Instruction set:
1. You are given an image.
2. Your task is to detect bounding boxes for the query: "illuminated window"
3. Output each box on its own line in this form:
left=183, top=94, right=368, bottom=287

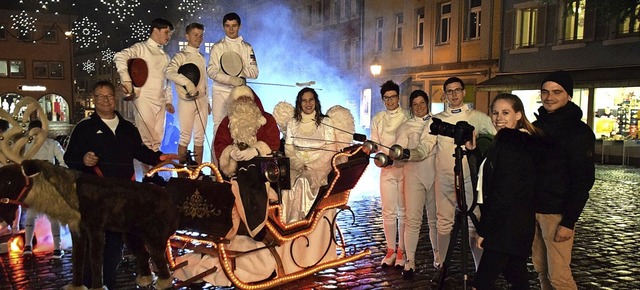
left=416, top=8, right=425, bottom=47
left=375, top=18, right=383, bottom=52
left=394, top=13, right=404, bottom=50
left=515, top=7, right=537, bottom=48
left=562, top=0, right=586, bottom=41
left=618, top=3, right=640, bottom=35
left=437, top=2, right=452, bottom=44
left=467, top=0, right=482, bottom=40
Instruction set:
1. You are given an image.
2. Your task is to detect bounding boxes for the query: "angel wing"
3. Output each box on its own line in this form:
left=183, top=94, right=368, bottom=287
left=326, top=105, right=355, bottom=148
left=272, top=101, right=295, bottom=134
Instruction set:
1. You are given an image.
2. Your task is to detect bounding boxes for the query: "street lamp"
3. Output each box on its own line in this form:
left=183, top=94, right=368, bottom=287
left=370, top=57, right=381, bottom=77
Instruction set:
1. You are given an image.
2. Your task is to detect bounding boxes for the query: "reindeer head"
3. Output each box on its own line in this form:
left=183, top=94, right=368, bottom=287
left=0, top=97, right=49, bottom=165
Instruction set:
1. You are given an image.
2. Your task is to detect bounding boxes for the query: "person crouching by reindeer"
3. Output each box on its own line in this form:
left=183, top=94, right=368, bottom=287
left=63, top=80, right=178, bottom=289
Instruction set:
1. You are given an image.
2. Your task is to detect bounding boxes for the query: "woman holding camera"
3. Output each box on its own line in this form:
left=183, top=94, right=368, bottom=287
left=469, top=93, right=541, bottom=289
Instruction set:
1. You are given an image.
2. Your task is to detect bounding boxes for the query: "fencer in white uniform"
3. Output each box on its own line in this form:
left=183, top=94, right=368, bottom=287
left=166, top=22, right=209, bottom=164
left=370, top=80, right=409, bottom=268
left=207, top=13, right=258, bottom=141
left=409, top=77, right=496, bottom=270
left=394, top=90, right=437, bottom=279
left=114, top=18, right=175, bottom=152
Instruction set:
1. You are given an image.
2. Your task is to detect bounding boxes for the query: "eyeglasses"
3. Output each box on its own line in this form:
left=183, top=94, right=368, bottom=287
left=382, top=95, right=399, bottom=101
left=445, top=88, right=464, bottom=96
left=94, top=94, right=115, bottom=101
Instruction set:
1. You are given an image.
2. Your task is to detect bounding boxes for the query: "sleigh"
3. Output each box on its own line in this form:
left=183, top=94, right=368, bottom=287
left=148, top=144, right=371, bottom=289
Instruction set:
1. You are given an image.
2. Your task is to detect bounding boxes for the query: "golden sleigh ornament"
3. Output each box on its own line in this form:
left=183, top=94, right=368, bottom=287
left=148, top=144, right=371, bottom=289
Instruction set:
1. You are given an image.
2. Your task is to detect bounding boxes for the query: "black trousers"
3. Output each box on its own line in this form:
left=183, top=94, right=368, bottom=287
left=472, top=249, right=530, bottom=290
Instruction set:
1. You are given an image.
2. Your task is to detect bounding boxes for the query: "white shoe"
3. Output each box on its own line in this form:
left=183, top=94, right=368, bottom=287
left=394, top=248, right=405, bottom=268
left=380, top=248, right=396, bottom=267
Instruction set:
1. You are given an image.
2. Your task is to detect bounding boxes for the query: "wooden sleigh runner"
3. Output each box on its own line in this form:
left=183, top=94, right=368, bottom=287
left=149, top=144, right=371, bottom=289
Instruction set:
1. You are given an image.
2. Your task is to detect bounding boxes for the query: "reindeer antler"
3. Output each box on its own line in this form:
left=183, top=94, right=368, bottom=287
left=0, top=97, right=49, bottom=165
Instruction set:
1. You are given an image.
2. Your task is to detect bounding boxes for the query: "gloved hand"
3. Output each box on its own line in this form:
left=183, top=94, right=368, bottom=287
left=184, top=81, right=197, bottom=96
left=229, top=76, right=246, bottom=87
left=231, top=147, right=259, bottom=161
left=122, top=81, right=133, bottom=95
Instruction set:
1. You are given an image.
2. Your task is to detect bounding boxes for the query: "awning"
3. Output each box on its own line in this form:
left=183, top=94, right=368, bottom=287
left=476, top=66, right=640, bottom=91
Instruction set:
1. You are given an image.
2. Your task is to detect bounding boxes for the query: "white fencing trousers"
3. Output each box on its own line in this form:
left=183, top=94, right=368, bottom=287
left=379, top=165, right=405, bottom=251
left=403, top=174, right=437, bottom=264
left=211, top=89, right=232, bottom=139
left=178, top=96, right=209, bottom=147
left=133, top=97, right=165, bottom=152
left=434, top=173, right=483, bottom=269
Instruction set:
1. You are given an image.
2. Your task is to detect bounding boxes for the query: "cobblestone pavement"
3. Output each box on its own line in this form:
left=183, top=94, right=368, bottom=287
left=1, top=165, right=639, bottom=289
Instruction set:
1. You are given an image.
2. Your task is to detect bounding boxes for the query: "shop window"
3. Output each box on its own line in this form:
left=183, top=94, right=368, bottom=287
left=1, top=93, right=24, bottom=116
left=594, top=87, right=640, bottom=139
left=416, top=7, right=425, bottom=47
left=437, top=2, right=452, bottom=45
left=33, top=61, right=48, bottom=78
left=562, top=0, right=586, bottom=41
left=513, top=88, right=588, bottom=127
left=38, top=94, right=70, bottom=123
left=466, top=0, right=482, bottom=41
left=618, top=3, right=640, bottom=35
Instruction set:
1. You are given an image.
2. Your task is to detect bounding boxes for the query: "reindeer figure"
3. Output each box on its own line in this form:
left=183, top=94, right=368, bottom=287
left=0, top=98, right=178, bottom=290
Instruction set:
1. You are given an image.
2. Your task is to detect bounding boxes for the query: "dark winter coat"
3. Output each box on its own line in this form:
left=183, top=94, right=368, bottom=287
left=477, top=128, right=540, bottom=258
left=533, top=102, right=595, bottom=229
left=64, top=111, right=162, bottom=179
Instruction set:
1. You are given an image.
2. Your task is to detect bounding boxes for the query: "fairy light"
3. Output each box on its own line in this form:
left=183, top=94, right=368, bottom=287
left=130, top=19, right=148, bottom=42
left=72, top=16, right=102, bottom=49
left=82, top=59, right=96, bottom=74
left=10, top=10, right=37, bottom=38
left=101, top=48, right=116, bottom=64
left=178, top=0, right=203, bottom=17
left=39, top=0, right=60, bottom=9
left=100, top=0, right=140, bottom=22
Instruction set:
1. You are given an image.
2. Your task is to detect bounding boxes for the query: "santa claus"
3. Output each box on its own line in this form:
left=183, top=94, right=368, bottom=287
left=214, top=85, right=280, bottom=177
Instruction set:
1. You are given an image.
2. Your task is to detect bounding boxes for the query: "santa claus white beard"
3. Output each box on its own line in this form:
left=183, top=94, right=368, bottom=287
left=227, top=99, right=265, bottom=147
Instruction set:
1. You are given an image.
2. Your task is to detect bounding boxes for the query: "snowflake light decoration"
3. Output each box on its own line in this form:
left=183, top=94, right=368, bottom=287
left=83, top=60, right=96, bottom=74
left=100, top=0, right=140, bottom=22
left=178, top=0, right=204, bottom=17
left=11, top=10, right=37, bottom=38
left=72, top=17, right=103, bottom=49
left=39, top=0, right=60, bottom=9
left=101, top=48, right=116, bottom=64
left=130, top=20, right=149, bottom=42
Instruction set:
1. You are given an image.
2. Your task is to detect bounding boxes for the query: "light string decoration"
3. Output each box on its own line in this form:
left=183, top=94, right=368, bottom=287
left=100, top=0, right=141, bottom=23
left=130, top=19, right=149, bottom=42
left=178, top=0, right=204, bottom=17
left=82, top=59, right=96, bottom=74
left=101, top=48, right=116, bottom=64
left=39, top=0, right=60, bottom=10
left=72, top=16, right=102, bottom=49
left=10, top=10, right=37, bottom=38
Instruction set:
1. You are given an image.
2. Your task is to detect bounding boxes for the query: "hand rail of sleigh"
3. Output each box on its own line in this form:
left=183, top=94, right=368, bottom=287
left=147, top=136, right=378, bottom=289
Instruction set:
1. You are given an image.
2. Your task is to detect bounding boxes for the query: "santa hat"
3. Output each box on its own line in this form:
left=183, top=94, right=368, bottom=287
left=230, top=85, right=254, bottom=101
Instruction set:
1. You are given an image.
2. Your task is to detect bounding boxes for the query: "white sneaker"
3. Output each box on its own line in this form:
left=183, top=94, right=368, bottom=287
left=380, top=248, right=396, bottom=267
left=395, top=248, right=405, bottom=268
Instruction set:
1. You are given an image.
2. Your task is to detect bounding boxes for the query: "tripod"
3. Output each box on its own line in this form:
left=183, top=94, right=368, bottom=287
left=435, top=143, right=480, bottom=290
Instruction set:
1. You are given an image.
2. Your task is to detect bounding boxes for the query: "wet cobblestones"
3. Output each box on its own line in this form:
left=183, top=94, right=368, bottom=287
left=1, top=165, right=639, bottom=289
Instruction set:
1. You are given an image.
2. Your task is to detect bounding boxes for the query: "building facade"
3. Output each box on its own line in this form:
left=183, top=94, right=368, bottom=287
left=0, top=10, right=75, bottom=134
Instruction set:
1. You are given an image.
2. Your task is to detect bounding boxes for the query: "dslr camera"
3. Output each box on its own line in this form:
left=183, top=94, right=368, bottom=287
left=429, top=118, right=475, bottom=146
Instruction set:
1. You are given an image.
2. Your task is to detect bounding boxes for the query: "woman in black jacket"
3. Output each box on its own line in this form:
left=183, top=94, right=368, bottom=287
left=471, top=93, right=541, bottom=290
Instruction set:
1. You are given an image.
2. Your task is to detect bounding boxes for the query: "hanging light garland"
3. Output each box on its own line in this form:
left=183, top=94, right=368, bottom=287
left=101, top=48, right=116, bottom=64
left=130, top=19, right=149, bottom=43
left=82, top=59, right=96, bottom=74
left=72, top=16, right=103, bottom=49
left=10, top=10, right=37, bottom=38
left=100, top=0, right=141, bottom=23
left=178, top=0, right=204, bottom=17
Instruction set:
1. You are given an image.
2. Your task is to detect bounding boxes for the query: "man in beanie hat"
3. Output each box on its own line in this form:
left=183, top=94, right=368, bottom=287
left=532, top=70, right=595, bottom=289
left=213, top=85, right=280, bottom=176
